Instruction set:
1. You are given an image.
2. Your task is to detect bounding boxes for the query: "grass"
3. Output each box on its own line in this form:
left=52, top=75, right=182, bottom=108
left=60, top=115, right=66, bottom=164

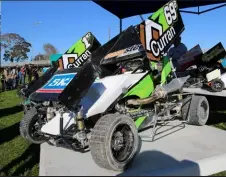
left=0, top=85, right=225, bottom=176
left=0, top=90, right=40, bottom=176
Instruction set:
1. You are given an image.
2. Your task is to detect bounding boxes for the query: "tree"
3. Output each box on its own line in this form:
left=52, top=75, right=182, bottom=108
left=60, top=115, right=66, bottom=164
left=43, top=43, right=58, bottom=56
left=33, top=43, right=58, bottom=61
left=1, top=33, right=32, bottom=62
left=33, top=54, right=48, bottom=61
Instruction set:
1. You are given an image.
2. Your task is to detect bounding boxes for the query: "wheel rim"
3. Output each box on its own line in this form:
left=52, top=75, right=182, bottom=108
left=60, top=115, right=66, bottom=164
left=213, top=81, right=222, bottom=90
left=111, top=123, right=134, bottom=163
left=29, top=114, right=46, bottom=141
left=199, top=100, right=209, bottom=121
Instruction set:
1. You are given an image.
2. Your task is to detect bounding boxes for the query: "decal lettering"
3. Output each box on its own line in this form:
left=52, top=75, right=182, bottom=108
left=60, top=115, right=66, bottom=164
left=48, top=78, right=72, bottom=87
left=48, top=79, right=61, bottom=87
left=82, top=32, right=91, bottom=49
left=37, top=73, right=76, bottom=93
left=145, top=19, right=163, bottom=51
left=163, top=1, right=178, bottom=25
left=62, top=54, right=78, bottom=69
left=116, top=44, right=145, bottom=58
left=56, top=78, right=72, bottom=86
left=61, top=50, right=92, bottom=69
left=57, top=32, right=100, bottom=69
left=73, top=50, right=91, bottom=67
left=150, top=26, right=176, bottom=57
left=139, top=0, right=184, bottom=61
left=104, top=49, right=126, bottom=59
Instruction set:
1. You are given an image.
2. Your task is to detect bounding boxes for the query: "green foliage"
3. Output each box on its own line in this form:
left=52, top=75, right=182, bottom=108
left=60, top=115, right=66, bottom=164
left=33, top=54, right=48, bottom=61
left=1, top=33, right=31, bottom=62
left=33, top=43, right=58, bottom=61
left=43, top=43, right=58, bottom=56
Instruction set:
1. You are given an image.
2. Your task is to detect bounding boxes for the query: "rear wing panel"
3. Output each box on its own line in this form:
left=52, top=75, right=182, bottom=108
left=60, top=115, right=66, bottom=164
left=58, top=60, right=97, bottom=110
left=137, top=0, right=185, bottom=62
left=25, top=32, right=101, bottom=97
left=58, top=32, right=101, bottom=70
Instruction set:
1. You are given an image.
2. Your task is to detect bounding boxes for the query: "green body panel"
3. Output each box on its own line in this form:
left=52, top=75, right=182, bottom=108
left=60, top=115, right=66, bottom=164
left=123, top=74, right=155, bottom=129
left=135, top=116, right=146, bottom=128
left=161, top=56, right=172, bottom=85
left=150, top=61, right=158, bottom=69
left=124, top=74, right=154, bottom=99
left=66, top=38, right=87, bottom=55
left=127, top=57, right=172, bottom=129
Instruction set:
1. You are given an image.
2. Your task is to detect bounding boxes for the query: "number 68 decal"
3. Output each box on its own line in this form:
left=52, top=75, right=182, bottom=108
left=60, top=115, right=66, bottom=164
left=164, top=0, right=178, bottom=26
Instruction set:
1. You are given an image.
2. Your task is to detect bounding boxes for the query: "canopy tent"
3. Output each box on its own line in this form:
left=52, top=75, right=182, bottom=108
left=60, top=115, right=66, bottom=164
left=93, top=0, right=226, bottom=32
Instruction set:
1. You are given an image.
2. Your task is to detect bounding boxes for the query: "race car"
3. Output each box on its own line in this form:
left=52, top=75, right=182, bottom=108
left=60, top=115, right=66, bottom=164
left=20, top=0, right=210, bottom=172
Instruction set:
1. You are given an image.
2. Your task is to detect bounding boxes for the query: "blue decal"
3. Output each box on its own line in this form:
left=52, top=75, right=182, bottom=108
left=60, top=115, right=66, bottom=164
left=42, top=73, right=76, bottom=90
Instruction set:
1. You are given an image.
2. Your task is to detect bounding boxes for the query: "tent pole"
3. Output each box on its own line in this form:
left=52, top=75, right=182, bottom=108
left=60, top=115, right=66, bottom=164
left=120, top=18, right=122, bottom=33
left=139, top=15, right=144, bottom=22
left=199, top=3, right=226, bottom=14
left=180, top=3, right=226, bottom=15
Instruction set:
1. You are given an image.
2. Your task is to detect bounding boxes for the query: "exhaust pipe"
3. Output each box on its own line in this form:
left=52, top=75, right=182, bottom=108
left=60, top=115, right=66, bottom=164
left=127, top=86, right=167, bottom=106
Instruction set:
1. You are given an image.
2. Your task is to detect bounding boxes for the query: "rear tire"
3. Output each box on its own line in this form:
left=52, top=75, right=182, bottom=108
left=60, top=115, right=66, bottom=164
left=182, top=95, right=209, bottom=126
left=20, top=107, right=48, bottom=144
left=89, top=114, right=139, bottom=171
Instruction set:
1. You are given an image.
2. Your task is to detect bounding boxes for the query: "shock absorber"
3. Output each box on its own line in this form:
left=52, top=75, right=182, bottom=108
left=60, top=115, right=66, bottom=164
left=75, top=106, right=87, bottom=148
left=76, top=106, right=85, bottom=131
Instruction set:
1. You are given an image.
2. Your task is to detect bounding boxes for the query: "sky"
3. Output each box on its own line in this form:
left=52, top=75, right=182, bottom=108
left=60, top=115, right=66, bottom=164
left=1, top=1, right=226, bottom=64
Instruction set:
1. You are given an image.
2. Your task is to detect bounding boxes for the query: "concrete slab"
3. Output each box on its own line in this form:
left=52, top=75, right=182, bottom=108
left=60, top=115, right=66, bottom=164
left=39, top=121, right=226, bottom=176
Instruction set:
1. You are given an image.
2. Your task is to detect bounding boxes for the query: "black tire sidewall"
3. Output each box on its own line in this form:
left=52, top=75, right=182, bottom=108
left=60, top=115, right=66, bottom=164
left=20, top=108, right=47, bottom=144
left=211, top=79, right=224, bottom=92
left=90, top=114, right=139, bottom=171
left=197, top=97, right=209, bottom=125
left=105, top=115, right=139, bottom=171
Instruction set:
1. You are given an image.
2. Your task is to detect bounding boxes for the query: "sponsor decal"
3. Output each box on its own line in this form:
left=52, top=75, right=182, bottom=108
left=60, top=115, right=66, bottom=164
left=138, top=0, right=184, bottom=61
left=36, top=73, right=76, bottom=93
left=57, top=32, right=101, bottom=69
left=104, top=49, right=126, bottom=60
left=117, top=44, right=144, bottom=58
left=104, top=44, right=144, bottom=60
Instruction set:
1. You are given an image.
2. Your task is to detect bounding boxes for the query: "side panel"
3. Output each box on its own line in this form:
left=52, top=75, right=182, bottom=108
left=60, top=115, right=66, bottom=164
left=124, top=73, right=154, bottom=99
left=161, top=56, right=172, bottom=85
left=41, top=112, right=75, bottom=136
left=80, top=72, right=148, bottom=118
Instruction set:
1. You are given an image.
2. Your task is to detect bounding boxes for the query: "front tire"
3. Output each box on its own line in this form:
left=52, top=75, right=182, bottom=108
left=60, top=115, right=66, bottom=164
left=89, top=114, right=139, bottom=171
left=20, top=107, right=48, bottom=144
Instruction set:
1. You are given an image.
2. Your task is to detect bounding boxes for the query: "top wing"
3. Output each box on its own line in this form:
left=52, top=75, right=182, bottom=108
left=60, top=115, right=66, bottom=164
left=26, top=32, right=101, bottom=98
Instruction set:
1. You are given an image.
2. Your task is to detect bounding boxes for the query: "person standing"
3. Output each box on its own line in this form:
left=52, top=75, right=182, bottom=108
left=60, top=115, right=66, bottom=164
left=1, top=68, right=8, bottom=91
left=10, top=67, right=17, bottom=89
left=15, top=65, right=20, bottom=86
left=20, top=66, right=26, bottom=85
left=33, top=67, right=39, bottom=81
left=26, top=64, right=32, bottom=84
left=167, top=36, right=188, bottom=70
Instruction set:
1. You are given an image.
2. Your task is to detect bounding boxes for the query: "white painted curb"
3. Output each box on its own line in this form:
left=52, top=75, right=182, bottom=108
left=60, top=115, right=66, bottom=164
left=142, top=153, right=226, bottom=176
